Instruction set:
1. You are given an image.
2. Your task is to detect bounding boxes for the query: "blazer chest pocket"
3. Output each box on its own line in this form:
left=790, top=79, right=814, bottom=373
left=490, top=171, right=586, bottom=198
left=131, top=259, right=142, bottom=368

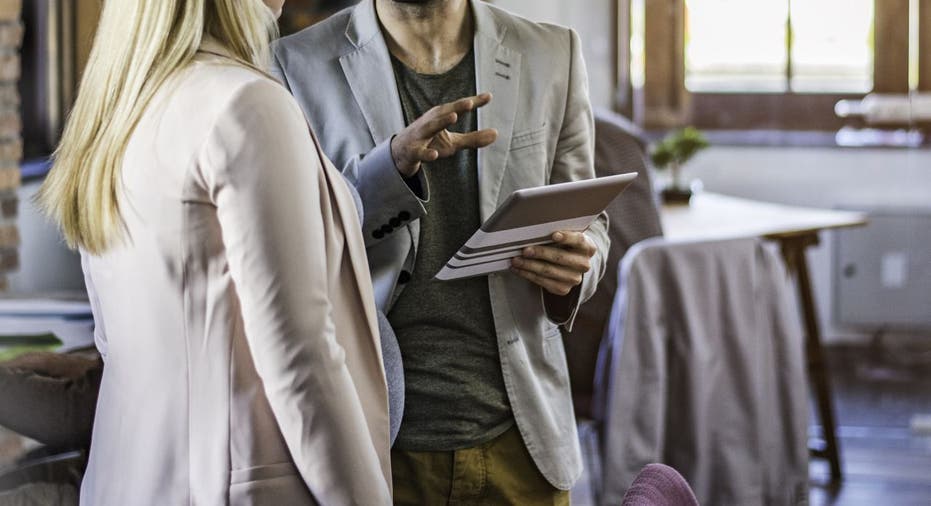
left=230, top=462, right=313, bottom=505
left=230, top=462, right=298, bottom=485
left=510, top=124, right=547, bottom=152
left=507, top=125, right=549, bottom=188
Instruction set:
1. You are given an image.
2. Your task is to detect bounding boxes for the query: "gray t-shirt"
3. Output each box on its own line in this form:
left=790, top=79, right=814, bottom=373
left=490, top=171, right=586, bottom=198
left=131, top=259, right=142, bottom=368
left=387, top=49, right=513, bottom=451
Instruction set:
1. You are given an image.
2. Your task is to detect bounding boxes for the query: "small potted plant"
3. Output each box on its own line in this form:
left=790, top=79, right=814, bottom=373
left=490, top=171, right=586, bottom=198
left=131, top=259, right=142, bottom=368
left=650, top=126, right=709, bottom=204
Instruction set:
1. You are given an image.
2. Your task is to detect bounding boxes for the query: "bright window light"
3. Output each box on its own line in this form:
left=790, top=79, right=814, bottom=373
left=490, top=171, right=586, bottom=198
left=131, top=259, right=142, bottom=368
left=790, top=0, right=873, bottom=92
left=685, top=0, right=874, bottom=93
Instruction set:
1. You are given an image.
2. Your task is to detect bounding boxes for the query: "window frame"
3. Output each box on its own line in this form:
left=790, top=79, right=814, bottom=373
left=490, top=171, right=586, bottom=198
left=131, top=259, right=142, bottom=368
left=623, top=0, right=924, bottom=131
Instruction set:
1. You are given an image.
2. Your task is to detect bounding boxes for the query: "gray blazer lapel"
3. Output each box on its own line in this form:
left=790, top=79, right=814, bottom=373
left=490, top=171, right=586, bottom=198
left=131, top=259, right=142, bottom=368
left=474, top=4, right=522, bottom=221
left=339, top=0, right=406, bottom=145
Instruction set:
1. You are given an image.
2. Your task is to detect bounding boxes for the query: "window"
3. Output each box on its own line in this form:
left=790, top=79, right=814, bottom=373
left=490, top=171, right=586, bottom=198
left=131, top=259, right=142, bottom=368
left=685, top=0, right=874, bottom=94
left=685, top=0, right=790, bottom=93
left=789, top=0, right=874, bottom=92
left=21, top=0, right=101, bottom=159
left=625, top=0, right=929, bottom=132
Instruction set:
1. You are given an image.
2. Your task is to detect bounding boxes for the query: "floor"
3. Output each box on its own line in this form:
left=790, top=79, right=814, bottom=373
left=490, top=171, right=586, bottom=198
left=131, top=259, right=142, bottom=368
left=809, top=341, right=931, bottom=506
left=2, top=343, right=930, bottom=504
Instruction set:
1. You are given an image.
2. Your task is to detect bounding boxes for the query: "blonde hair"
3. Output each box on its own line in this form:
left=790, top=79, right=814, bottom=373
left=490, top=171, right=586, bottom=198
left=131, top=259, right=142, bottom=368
left=38, top=0, right=279, bottom=253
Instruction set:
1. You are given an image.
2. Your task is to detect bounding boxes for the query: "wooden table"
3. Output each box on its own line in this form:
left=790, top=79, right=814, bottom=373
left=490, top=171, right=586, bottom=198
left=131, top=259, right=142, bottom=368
left=661, top=192, right=868, bottom=485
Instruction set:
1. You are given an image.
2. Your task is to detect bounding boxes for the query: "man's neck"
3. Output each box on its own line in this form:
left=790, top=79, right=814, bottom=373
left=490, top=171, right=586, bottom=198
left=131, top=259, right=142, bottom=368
left=375, top=0, right=473, bottom=74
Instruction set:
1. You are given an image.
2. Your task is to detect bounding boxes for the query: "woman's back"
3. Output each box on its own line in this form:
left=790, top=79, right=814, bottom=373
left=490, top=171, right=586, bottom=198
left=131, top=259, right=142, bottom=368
left=80, top=49, right=391, bottom=505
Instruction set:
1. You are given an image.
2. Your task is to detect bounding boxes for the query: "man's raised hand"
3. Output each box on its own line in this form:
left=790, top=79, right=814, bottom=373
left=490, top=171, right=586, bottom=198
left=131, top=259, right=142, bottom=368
left=390, top=93, right=498, bottom=178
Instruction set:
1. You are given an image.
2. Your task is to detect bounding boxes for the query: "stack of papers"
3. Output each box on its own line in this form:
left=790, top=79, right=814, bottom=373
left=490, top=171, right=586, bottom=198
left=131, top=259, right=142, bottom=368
left=0, top=296, right=95, bottom=356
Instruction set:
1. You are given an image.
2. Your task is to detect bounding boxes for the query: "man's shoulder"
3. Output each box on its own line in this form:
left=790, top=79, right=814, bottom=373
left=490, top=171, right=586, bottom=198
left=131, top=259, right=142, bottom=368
left=481, top=3, right=575, bottom=53
left=273, top=9, right=354, bottom=63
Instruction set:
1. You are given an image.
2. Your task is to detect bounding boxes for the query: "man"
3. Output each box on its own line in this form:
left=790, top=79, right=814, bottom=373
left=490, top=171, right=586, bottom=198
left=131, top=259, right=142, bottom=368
left=272, top=0, right=608, bottom=502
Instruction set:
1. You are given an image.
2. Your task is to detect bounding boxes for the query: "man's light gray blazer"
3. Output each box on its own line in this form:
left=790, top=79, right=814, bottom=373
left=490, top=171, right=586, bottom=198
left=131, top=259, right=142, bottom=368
left=271, top=0, right=608, bottom=490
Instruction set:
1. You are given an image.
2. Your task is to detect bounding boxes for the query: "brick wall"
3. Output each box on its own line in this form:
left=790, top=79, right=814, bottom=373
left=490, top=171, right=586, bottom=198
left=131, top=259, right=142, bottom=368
left=0, top=0, right=20, bottom=291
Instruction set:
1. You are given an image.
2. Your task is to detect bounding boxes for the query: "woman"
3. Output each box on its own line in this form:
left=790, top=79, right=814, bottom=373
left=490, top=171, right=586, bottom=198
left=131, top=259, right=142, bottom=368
left=37, top=0, right=392, bottom=504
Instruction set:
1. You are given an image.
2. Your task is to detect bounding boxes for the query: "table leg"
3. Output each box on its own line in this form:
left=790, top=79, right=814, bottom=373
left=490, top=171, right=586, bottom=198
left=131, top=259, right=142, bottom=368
left=779, top=233, right=843, bottom=484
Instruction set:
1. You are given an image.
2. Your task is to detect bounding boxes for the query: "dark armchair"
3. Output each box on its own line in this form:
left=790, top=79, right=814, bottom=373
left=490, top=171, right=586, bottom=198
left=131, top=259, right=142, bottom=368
left=563, top=109, right=664, bottom=419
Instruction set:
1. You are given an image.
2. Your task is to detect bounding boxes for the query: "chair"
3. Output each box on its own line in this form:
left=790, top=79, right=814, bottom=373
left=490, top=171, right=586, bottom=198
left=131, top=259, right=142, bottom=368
left=595, top=237, right=809, bottom=505
left=565, top=109, right=664, bottom=505
left=0, top=450, right=84, bottom=505
left=622, top=464, right=699, bottom=506
left=0, top=353, right=98, bottom=504
left=564, top=109, right=664, bottom=418
left=0, top=353, right=101, bottom=450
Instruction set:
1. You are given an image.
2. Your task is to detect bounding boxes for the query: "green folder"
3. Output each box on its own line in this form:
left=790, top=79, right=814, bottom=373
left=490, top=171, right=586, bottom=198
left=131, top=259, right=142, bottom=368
left=0, top=333, right=63, bottom=362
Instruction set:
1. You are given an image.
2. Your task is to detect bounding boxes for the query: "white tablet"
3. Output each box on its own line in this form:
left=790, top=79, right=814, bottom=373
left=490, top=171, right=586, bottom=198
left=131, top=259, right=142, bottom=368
left=436, top=172, right=638, bottom=280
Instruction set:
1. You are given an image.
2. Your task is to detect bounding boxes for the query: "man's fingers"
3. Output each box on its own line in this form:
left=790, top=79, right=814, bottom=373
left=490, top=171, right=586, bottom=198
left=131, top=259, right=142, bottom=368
left=417, top=147, right=440, bottom=162
left=512, top=257, right=584, bottom=285
left=511, top=267, right=574, bottom=296
left=553, top=231, right=597, bottom=256
left=447, top=93, right=492, bottom=113
left=436, top=93, right=494, bottom=117
left=522, top=245, right=591, bottom=273
left=399, top=93, right=496, bottom=172
left=448, top=129, right=499, bottom=150
left=471, top=92, right=493, bottom=108
left=416, top=111, right=459, bottom=139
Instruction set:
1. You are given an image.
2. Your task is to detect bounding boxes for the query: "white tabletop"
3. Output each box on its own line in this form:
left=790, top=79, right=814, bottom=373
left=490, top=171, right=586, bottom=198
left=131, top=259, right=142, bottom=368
left=661, top=193, right=868, bottom=242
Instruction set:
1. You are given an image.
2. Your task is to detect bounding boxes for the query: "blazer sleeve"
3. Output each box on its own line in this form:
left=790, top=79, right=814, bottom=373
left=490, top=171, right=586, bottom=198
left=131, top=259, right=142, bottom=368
left=198, top=78, right=391, bottom=506
left=339, top=141, right=429, bottom=247
left=269, top=45, right=428, bottom=248
left=545, top=28, right=610, bottom=330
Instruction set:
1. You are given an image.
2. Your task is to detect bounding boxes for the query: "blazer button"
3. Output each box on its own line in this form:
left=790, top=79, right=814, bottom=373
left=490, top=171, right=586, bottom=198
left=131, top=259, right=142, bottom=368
left=372, top=229, right=385, bottom=239
left=398, top=270, right=412, bottom=284
left=398, top=211, right=411, bottom=221
left=389, top=217, right=401, bottom=227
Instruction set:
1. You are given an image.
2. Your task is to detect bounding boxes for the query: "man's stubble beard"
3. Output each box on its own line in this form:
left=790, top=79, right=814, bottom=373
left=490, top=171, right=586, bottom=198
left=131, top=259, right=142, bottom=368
left=390, top=0, right=448, bottom=8
left=385, top=0, right=453, bottom=20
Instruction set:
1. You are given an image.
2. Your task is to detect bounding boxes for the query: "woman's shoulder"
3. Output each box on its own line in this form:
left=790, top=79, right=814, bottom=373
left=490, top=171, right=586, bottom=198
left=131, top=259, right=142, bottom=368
left=183, top=59, right=294, bottom=113
left=162, top=59, right=305, bottom=147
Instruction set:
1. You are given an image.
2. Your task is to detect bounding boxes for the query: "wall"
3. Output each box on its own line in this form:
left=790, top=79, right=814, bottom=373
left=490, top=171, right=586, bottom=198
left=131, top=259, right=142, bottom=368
left=685, top=146, right=931, bottom=342
left=492, top=0, right=617, bottom=109
left=7, top=177, right=84, bottom=294
left=9, top=0, right=100, bottom=295
left=0, top=0, right=21, bottom=291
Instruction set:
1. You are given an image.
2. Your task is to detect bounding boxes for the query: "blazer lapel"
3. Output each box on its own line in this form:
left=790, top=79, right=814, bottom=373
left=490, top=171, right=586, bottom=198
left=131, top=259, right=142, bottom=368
left=473, top=3, right=522, bottom=221
left=326, top=161, right=384, bottom=361
left=308, top=125, right=385, bottom=368
left=340, top=0, right=520, bottom=221
left=339, top=0, right=406, bottom=146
